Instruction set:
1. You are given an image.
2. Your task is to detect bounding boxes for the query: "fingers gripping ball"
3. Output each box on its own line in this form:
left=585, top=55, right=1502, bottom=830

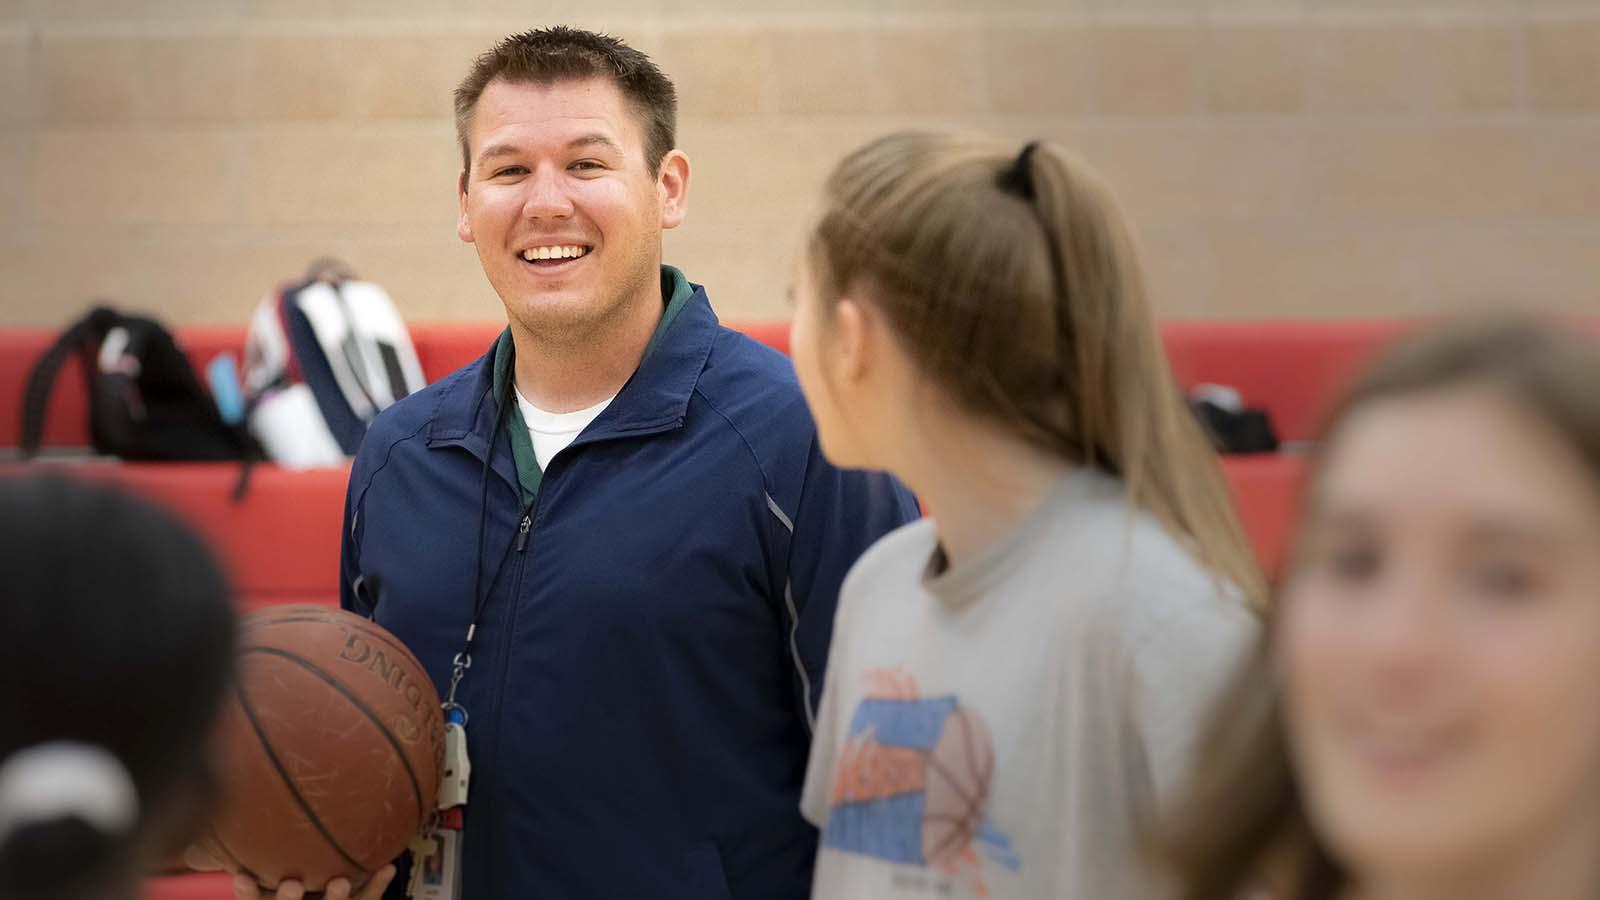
left=202, top=606, right=445, bottom=892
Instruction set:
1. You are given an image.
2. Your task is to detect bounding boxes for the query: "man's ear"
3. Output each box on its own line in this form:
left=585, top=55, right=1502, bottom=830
left=457, top=169, right=473, bottom=243
left=657, top=150, right=690, bottom=230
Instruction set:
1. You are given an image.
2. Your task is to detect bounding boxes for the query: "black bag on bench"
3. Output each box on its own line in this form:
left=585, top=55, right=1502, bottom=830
left=20, top=306, right=259, bottom=467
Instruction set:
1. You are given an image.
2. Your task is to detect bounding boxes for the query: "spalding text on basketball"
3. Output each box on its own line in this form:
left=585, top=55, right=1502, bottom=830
left=338, top=631, right=430, bottom=744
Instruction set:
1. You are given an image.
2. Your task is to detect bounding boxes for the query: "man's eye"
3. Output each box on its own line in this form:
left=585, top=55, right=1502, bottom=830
left=494, top=166, right=527, bottom=177
left=571, top=160, right=604, bottom=171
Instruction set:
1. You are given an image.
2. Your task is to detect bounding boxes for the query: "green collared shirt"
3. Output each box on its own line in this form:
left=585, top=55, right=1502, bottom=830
left=490, top=265, right=696, bottom=507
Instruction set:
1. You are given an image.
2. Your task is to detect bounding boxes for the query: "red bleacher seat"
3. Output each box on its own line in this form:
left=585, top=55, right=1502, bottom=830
left=732, top=320, right=790, bottom=355
left=143, top=873, right=234, bottom=900
left=0, top=461, right=348, bottom=610
left=5, top=454, right=1305, bottom=609
left=1, top=317, right=1330, bottom=609
left=1161, top=319, right=1422, bottom=444
left=408, top=321, right=501, bottom=382
left=406, top=320, right=790, bottom=379
left=0, top=328, right=89, bottom=449
left=12, top=317, right=1594, bottom=452
left=1220, top=453, right=1306, bottom=578
left=3, top=321, right=791, bottom=450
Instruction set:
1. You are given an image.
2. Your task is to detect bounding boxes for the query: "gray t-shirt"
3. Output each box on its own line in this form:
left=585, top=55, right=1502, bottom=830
left=801, top=469, right=1258, bottom=900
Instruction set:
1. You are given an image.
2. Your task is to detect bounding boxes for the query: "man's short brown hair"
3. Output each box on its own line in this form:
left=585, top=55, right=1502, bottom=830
left=454, top=27, right=678, bottom=178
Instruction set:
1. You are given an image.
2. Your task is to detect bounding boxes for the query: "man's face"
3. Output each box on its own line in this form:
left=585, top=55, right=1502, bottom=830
left=458, top=77, right=687, bottom=344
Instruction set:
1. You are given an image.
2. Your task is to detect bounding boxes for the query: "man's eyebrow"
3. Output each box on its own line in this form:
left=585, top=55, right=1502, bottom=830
left=475, top=134, right=623, bottom=165
left=476, top=143, right=522, bottom=164
left=566, top=134, right=623, bottom=154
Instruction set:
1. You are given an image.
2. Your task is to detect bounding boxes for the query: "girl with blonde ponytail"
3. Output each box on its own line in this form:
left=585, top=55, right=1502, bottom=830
left=792, top=132, right=1262, bottom=899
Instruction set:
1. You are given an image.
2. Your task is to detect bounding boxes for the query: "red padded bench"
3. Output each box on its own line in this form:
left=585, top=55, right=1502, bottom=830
left=144, top=873, right=234, bottom=900
left=0, top=461, right=348, bottom=610
left=1, top=322, right=791, bottom=450
left=2, top=454, right=1306, bottom=607
left=1221, top=453, right=1306, bottom=578
left=1160, top=319, right=1423, bottom=444
left=4, top=318, right=1430, bottom=451
left=413, top=320, right=791, bottom=379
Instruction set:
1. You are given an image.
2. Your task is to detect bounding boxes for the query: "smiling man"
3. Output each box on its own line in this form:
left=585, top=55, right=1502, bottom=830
left=323, top=27, right=917, bottom=900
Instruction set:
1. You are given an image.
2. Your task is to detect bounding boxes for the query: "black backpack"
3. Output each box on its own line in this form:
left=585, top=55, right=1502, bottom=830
left=1190, top=398, right=1281, bottom=455
left=21, top=307, right=259, bottom=468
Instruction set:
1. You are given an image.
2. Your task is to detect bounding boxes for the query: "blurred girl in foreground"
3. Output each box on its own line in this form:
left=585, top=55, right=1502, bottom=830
left=1168, top=318, right=1600, bottom=900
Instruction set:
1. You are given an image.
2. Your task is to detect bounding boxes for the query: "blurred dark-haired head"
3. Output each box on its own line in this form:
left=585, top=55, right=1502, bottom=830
left=0, top=475, right=237, bottom=900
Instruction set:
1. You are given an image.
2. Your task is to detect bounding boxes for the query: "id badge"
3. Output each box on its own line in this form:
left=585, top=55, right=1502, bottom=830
left=407, top=818, right=463, bottom=900
left=408, top=713, right=470, bottom=899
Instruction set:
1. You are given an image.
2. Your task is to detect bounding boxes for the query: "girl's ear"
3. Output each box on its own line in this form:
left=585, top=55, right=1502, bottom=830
left=831, top=296, right=872, bottom=385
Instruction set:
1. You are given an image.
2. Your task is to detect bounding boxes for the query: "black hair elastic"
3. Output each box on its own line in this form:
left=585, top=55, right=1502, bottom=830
left=999, top=139, right=1069, bottom=327
left=998, top=140, right=1042, bottom=199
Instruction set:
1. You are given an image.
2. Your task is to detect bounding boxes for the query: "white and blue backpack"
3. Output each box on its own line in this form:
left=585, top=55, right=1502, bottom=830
left=244, top=259, right=427, bottom=468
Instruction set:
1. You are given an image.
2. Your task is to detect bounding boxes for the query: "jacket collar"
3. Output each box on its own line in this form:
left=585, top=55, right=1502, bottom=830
left=425, top=268, right=719, bottom=461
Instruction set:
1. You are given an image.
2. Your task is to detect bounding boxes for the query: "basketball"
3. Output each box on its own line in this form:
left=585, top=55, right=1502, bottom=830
left=200, top=606, right=445, bottom=891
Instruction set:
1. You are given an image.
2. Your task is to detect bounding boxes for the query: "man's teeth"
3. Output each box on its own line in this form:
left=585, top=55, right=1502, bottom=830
left=521, top=246, right=590, bottom=262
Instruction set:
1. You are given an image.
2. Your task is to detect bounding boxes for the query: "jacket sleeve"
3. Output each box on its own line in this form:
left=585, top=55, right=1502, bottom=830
left=782, top=435, right=919, bottom=732
left=339, top=439, right=379, bottom=617
left=340, top=436, right=414, bottom=900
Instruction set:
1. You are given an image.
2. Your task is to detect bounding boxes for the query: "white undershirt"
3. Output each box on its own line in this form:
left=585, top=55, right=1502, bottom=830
left=513, top=385, right=615, bottom=469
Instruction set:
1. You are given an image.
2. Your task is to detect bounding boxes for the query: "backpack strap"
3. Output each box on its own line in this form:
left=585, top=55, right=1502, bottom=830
left=19, top=307, right=118, bottom=458
left=230, top=451, right=258, bottom=503
left=304, top=256, right=357, bottom=285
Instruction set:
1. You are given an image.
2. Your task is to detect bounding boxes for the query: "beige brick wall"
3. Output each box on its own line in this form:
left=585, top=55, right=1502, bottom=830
left=1, top=0, right=1597, bottom=328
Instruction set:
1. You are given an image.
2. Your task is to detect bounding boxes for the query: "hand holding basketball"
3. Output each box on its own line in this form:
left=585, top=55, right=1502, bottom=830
left=183, top=835, right=396, bottom=900
left=228, top=865, right=395, bottom=900
left=200, top=607, right=444, bottom=892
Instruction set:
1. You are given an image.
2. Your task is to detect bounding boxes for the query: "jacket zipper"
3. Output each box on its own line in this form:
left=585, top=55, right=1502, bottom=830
left=482, top=497, right=537, bottom=899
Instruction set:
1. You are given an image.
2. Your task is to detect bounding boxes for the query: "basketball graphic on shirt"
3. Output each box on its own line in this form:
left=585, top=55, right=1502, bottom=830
left=823, top=669, right=1021, bottom=896
left=920, top=705, right=994, bottom=866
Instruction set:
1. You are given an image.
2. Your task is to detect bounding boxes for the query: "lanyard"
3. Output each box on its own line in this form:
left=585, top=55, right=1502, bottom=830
left=440, top=374, right=518, bottom=727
